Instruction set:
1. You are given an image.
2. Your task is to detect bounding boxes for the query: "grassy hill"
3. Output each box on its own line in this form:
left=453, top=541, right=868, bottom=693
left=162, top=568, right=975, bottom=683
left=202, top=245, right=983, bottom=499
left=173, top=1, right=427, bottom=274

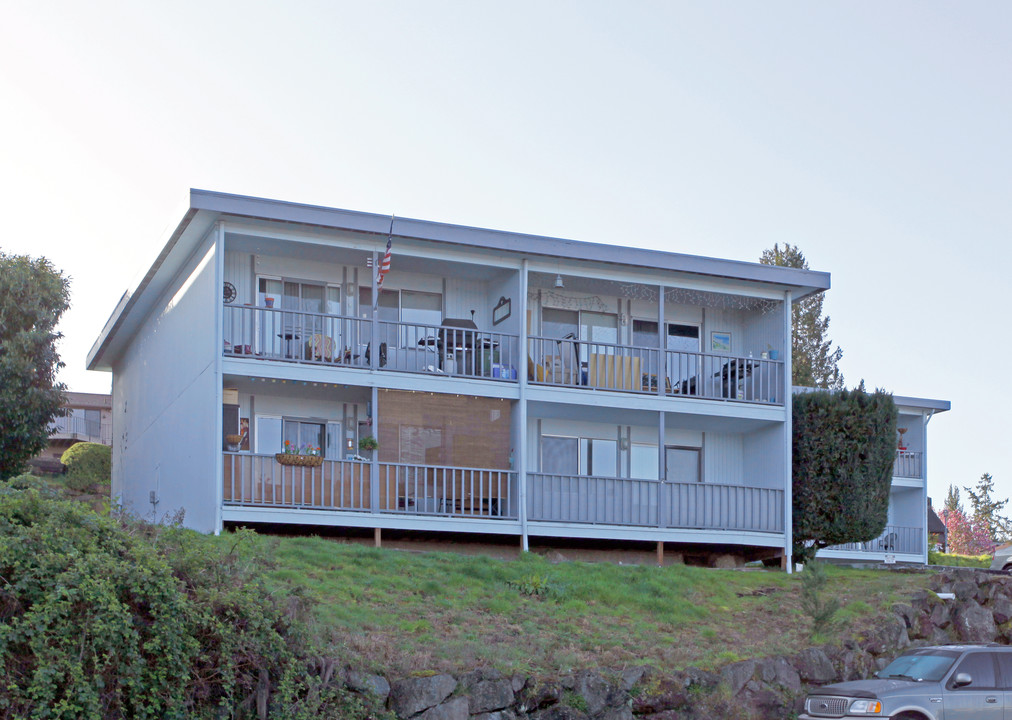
left=259, top=536, right=929, bottom=677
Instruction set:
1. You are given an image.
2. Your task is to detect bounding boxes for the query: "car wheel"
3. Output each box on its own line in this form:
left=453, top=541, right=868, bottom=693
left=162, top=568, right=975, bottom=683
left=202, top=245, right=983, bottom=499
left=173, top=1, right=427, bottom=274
left=1003, top=564, right=1012, bottom=573
left=891, top=713, right=929, bottom=720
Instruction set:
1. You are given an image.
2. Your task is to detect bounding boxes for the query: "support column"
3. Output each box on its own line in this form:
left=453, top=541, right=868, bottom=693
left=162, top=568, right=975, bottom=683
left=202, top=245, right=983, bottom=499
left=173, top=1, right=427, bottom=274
left=370, top=385, right=379, bottom=513
left=374, top=527, right=382, bottom=548
left=518, top=259, right=530, bottom=552
left=213, top=221, right=225, bottom=535
left=370, top=251, right=379, bottom=371
left=783, top=290, right=793, bottom=573
left=656, top=541, right=664, bottom=567
left=657, top=284, right=665, bottom=397
left=658, top=409, right=666, bottom=529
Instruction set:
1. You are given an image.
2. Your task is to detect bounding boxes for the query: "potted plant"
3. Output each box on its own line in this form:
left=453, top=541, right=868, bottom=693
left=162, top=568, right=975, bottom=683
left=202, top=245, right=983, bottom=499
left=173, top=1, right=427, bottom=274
left=225, top=434, right=241, bottom=452
left=358, top=436, right=379, bottom=457
left=275, top=440, right=324, bottom=467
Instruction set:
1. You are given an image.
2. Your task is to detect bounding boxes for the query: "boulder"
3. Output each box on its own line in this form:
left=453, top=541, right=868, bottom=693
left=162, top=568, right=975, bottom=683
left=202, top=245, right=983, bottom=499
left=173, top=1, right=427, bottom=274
left=710, top=553, right=745, bottom=569
left=389, top=674, right=457, bottom=718
left=630, top=675, right=689, bottom=714
left=954, top=601, right=997, bottom=643
left=992, top=596, right=1012, bottom=625
left=528, top=706, right=589, bottom=720
left=573, top=670, right=620, bottom=717
left=719, top=659, right=756, bottom=696
left=517, top=679, right=563, bottom=712
left=792, top=648, right=837, bottom=684
left=892, top=603, right=916, bottom=628
left=472, top=712, right=518, bottom=720
left=344, top=669, right=390, bottom=700
left=418, top=696, right=469, bottom=720
left=951, top=581, right=978, bottom=602
left=466, top=678, right=515, bottom=714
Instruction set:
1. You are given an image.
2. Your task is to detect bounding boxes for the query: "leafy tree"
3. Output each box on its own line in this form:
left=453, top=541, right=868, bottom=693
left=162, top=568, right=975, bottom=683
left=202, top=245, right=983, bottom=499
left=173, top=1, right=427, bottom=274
left=944, top=483, right=963, bottom=515
left=943, top=507, right=993, bottom=556
left=759, top=244, right=843, bottom=389
left=792, top=385, right=897, bottom=562
left=0, top=250, right=70, bottom=480
left=964, top=472, right=1012, bottom=544
left=61, top=441, right=112, bottom=492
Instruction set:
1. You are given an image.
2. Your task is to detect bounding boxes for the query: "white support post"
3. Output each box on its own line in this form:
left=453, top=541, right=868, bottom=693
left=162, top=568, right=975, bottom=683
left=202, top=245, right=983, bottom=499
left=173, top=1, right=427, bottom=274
left=658, top=409, right=666, bottom=528
left=657, top=284, right=665, bottom=397
left=783, top=290, right=793, bottom=573
left=370, top=251, right=379, bottom=371
left=518, top=259, right=530, bottom=552
left=370, top=385, right=379, bottom=513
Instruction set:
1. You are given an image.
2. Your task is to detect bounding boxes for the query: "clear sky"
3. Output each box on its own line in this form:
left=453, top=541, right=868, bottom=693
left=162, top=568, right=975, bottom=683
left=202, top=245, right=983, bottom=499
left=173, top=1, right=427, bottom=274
left=1, top=2, right=1009, bottom=509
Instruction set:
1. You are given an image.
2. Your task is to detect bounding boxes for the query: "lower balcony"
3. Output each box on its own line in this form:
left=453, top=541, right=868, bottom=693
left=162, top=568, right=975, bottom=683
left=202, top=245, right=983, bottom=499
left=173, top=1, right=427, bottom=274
left=223, top=453, right=517, bottom=520
left=526, top=473, right=784, bottom=533
left=823, top=525, right=924, bottom=557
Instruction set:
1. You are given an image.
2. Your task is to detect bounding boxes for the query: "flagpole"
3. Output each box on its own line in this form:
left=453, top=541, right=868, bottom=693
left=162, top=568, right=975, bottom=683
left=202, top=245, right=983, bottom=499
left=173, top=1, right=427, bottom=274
left=373, top=214, right=395, bottom=311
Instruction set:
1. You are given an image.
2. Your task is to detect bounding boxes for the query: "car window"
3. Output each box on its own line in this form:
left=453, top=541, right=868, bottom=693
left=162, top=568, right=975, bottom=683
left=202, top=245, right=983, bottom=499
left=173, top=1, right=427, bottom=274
left=994, top=652, right=1012, bottom=689
left=879, top=650, right=959, bottom=682
left=949, top=652, right=997, bottom=689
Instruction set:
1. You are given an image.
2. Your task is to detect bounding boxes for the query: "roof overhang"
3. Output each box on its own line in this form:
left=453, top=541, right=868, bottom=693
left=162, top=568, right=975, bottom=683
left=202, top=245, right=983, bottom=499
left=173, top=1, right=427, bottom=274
left=88, top=189, right=833, bottom=372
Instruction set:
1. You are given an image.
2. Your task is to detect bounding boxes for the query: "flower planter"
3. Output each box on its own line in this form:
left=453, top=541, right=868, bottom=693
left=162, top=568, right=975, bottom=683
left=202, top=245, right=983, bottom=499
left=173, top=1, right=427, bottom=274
left=275, top=453, right=323, bottom=468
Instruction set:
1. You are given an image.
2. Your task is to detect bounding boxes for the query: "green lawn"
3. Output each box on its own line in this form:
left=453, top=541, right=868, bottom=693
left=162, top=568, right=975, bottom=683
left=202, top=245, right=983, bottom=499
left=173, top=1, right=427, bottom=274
left=929, top=550, right=991, bottom=567
left=252, top=535, right=930, bottom=677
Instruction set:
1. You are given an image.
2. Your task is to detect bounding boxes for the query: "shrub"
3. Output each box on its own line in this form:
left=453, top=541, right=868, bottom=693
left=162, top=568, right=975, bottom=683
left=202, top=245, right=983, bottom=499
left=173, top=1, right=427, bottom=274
left=60, top=441, right=111, bottom=491
left=799, top=561, right=840, bottom=637
left=0, top=483, right=385, bottom=719
left=792, top=386, right=897, bottom=562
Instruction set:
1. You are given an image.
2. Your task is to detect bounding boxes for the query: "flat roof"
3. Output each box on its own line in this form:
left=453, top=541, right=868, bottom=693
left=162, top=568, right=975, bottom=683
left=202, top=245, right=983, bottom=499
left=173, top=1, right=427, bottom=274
left=88, top=189, right=832, bottom=371
left=793, top=386, right=950, bottom=414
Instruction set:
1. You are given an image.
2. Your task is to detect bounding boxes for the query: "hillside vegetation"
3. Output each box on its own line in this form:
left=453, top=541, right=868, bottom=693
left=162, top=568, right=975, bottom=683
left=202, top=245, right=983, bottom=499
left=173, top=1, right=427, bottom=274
left=264, top=536, right=927, bottom=677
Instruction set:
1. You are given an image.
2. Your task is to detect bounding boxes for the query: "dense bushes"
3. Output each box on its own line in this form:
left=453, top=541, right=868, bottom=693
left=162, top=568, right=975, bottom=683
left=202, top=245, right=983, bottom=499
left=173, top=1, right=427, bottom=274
left=792, top=386, right=897, bottom=562
left=0, top=484, right=380, bottom=719
left=60, top=441, right=111, bottom=491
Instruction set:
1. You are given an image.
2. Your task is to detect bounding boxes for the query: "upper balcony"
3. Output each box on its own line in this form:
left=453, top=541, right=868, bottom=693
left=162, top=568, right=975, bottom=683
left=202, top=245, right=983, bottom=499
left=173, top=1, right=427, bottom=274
left=49, top=411, right=109, bottom=444
left=220, top=236, right=789, bottom=406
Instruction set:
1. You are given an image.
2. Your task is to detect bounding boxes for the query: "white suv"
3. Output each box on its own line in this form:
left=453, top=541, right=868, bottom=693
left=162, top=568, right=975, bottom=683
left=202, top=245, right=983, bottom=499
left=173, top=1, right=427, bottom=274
left=800, top=644, right=1012, bottom=719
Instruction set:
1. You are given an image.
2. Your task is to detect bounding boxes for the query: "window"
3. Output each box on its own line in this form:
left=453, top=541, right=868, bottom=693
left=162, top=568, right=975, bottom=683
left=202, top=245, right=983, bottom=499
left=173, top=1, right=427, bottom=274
left=666, top=447, right=701, bottom=483
left=542, top=436, right=579, bottom=476
left=667, top=323, right=700, bottom=352
left=256, top=416, right=341, bottom=459
left=541, top=435, right=617, bottom=477
left=630, top=443, right=658, bottom=480
left=949, top=652, right=997, bottom=689
left=359, top=288, right=442, bottom=347
left=633, top=320, right=659, bottom=348
left=542, top=308, right=577, bottom=339
left=993, top=652, right=1012, bottom=688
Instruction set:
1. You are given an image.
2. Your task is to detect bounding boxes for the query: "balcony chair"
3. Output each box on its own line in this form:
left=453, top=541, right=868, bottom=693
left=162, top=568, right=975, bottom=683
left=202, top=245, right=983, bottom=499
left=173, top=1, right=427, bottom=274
left=879, top=532, right=898, bottom=552
left=304, top=334, right=338, bottom=362
left=364, top=342, right=388, bottom=368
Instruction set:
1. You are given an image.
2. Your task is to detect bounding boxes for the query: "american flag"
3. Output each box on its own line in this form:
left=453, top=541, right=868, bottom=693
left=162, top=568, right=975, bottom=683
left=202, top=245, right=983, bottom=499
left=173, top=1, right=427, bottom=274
left=376, top=220, right=393, bottom=290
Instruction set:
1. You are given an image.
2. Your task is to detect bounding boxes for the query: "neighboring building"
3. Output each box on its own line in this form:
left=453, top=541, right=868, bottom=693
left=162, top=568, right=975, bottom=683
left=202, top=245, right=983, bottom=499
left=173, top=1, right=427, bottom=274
left=29, top=392, right=113, bottom=473
left=815, top=394, right=950, bottom=565
left=87, top=189, right=834, bottom=564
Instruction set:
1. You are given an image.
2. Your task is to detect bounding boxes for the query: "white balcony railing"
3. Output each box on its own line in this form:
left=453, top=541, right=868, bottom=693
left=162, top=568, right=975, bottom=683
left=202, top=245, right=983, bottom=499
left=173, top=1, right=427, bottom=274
left=826, top=525, right=924, bottom=556
left=526, top=473, right=784, bottom=533
left=222, top=306, right=520, bottom=381
left=222, top=453, right=517, bottom=520
left=894, top=451, right=923, bottom=479
left=526, top=335, right=784, bottom=404
left=49, top=415, right=103, bottom=441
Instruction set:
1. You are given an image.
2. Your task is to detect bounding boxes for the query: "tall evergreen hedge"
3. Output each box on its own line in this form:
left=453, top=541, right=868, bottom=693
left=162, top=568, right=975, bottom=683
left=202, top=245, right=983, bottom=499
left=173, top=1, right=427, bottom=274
left=792, top=386, right=897, bottom=562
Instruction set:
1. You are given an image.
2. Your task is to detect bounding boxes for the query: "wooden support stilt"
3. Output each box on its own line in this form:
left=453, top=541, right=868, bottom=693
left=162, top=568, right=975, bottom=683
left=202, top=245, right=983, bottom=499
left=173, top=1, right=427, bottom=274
left=374, top=528, right=381, bottom=548
left=656, top=541, right=664, bottom=566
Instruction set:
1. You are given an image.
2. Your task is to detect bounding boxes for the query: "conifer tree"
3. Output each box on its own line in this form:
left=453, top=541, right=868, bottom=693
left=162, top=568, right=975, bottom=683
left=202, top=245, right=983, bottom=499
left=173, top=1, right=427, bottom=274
left=964, top=473, right=1012, bottom=544
left=760, top=244, right=843, bottom=389
left=944, top=484, right=963, bottom=515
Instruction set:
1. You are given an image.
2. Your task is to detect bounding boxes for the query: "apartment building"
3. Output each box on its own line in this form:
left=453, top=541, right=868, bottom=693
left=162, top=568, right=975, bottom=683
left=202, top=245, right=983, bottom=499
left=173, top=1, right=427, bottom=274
left=87, top=190, right=834, bottom=565
left=29, top=392, right=113, bottom=474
